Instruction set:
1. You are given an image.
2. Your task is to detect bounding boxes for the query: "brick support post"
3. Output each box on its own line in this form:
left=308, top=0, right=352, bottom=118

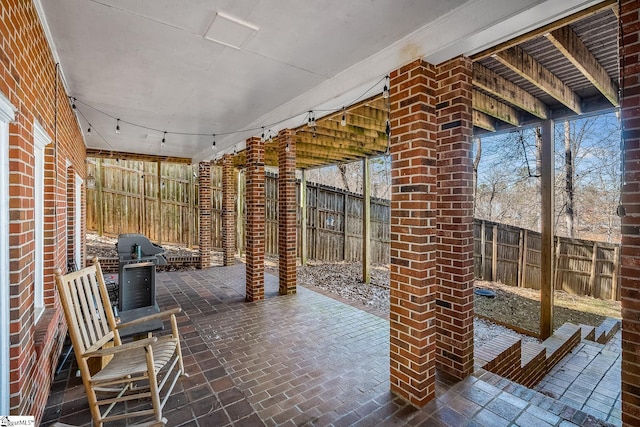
left=619, top=2, right=640, bottom=424
left=278, top=129, right=297, bottom=295
left=246, top=136, right=265, bottom=301
left=198, top=162, right=211, bottom=268
left=222, top=155, right=235, bottom=266
left=435, top=56, right=475, bottom=379
left=389, top=59, right=438, bottom=407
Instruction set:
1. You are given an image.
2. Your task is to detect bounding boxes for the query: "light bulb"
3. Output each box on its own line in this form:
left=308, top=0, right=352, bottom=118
left=161, top=131, right=166, bottom=147
left=383, top=75, right=390, bottom=99
left=115, top=119, right=120, bottom=134
left=341, top=108, right=346, bottom=127
left=212, top=134, right=216, bottom=150
left=87, top=126, right=92, bottom=135
left=308, top=111, right=316, bottom=128
left=285, top=142, right=290, bottom=152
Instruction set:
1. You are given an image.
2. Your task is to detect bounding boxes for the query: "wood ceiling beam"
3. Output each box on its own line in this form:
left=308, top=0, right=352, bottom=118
left=545, top=26, right=619, bottom=107
left=86, top=148, right=192, bottom=164
left=472, top=89, right=520, bottom=126
left=473, top=63, right=549, bottom=119
left=471, top=0, right=616, bottom=60
left=473, top=110, right=496, bottom=132
left=493, top=46, right=582, bottom=114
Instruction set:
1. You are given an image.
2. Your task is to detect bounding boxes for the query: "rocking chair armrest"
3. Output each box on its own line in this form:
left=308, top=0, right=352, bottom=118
left=115, top=307, right=182, bottom=330
left=83, top=337, right=158, bottom=358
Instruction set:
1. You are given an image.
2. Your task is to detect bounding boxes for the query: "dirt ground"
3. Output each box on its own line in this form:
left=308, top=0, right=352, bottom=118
left=87, top=234, right=621, bottom=338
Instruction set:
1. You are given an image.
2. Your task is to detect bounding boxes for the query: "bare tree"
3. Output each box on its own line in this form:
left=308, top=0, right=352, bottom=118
left=564, top=120, right=575, bottom=237
left=473, top=137, right=482, bottom=216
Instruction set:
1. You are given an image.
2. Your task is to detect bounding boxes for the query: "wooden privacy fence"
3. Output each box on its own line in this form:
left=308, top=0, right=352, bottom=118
left=87, top=158, right=200, bottom=245
left=87, top=160, right=619, bottom=300
left=474, top=219, right=620, bottom=300
left=234, top=171, right=390, bottom=264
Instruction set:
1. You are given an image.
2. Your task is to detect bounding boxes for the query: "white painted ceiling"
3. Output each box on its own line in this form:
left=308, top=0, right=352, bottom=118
left=37, top=0, right=605, bottom=164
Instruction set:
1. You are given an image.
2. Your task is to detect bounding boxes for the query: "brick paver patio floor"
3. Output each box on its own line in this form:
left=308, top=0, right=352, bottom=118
left=43, top=264, right=620, bottom=426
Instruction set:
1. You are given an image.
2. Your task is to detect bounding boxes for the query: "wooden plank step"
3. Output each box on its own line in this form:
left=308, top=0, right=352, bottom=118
left=580, top=324, right=596, bottom=342
left=595, top=318, right=621, bottom=344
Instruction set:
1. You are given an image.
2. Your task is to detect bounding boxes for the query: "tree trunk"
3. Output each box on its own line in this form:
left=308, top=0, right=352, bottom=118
left=535, top=127, right=542, bottom=231
left=337, top=164, right=350, bottom=192
left=473, top=137, right=482, bottom=216
left=564, top=120, right=575, bottom=238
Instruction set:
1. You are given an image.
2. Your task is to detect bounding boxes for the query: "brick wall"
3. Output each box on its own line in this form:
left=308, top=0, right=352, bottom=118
left=389, top=59, right=439, bottom=407
left=435, top=56, right=475, bottom=379
left=245, top=136, right=265, bottom=301
left=278, top=129, right=297, bottom=295
left=199, top=161, right=211, bottom=268
left=1, top=0, right=86, bottom=421
left=619, top=0, right=640, bottom=425
left=222, top=154, right=235, bottom=266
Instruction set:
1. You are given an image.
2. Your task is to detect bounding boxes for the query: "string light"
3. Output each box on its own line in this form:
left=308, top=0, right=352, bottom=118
left=341, top=107, right=346, bottom=127
left=87, top=125, right=92, bottom=135
left=383, top=75, right=390, bottom=99
left=161, top=131, right=166, bottom=147
left=285, top=142, right=290, bottom=152
left=261, top=126, right=265, bottom=142
left=212, top=134, right=216, bottom=150
left=70, top=74, right=387, bottom=147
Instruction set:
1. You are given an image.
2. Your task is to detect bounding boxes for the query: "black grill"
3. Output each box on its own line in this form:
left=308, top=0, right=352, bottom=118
left=116, top=234, right=166, bottom=312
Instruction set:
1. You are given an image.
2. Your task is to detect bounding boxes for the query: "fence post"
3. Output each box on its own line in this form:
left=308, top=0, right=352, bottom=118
left=521, top=230, right=528, bottom=288
left=480, top=220, right=486, bottom=279
left=492, top=224, right=498, bottom=282
left=300, top=170, right=307, bottom=265
left=343, top=192, right=348, bottom=261
left=613, top=245, right=620, bottom=300
left=96, top=158, right=104, bottom=236
left=157, top=160, right=163, bottom=244
left=362, top=157, right=371, bottom=284
left=517, top=229, right=524, bottom=287
left=588, top=241, right=598, bottom=297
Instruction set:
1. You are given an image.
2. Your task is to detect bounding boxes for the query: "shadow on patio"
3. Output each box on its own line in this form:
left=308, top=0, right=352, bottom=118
left=43, top=265, right=618, bottom=426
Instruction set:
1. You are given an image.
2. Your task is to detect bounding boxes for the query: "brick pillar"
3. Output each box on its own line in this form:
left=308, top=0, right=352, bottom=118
left=222, top=155, right=236, bottom=266
left=619, top=2, right=640, bottom=425
left=389, top=59, right=438, bottom=407
left=198, top=162, right=211, bottom=268
left=278, top=129, right=297, bottom=295
left=246, top=136, right=265, bottom=302
left=435, top=56, right=475, bottom=379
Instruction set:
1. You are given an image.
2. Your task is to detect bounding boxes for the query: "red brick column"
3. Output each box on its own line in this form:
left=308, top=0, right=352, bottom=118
left=435, top=56, right=475, bottom=379
left=278, top=129, right=297, bottom=295
left=389, top=59, right=438, bottom=407
left=198, top=162, right=211, bottom=268
left=619, top=2, right=640, bottom=424
left=246, top=136, right=265, bottom=301
left=222, top=155, right=236, bottom=266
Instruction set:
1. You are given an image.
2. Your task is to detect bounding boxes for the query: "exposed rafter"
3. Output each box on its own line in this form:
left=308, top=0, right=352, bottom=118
left=545, top=26, right=619, bottom=107
left=86, top=148, right=192, bottom=164
left=493, top=46, right=582, bottom=114
left=472, top=89, right=520, bottom=126
left=473, top=63, right=548, bottom=119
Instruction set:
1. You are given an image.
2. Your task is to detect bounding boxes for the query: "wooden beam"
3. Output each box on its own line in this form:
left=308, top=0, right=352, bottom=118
left=540, top=119, right=555, bottom=339
left=473, top=63, right=549, bottom=119
left=494, top=46, right=582, bottom=114
left=473, top=110, right=496, bottom=132
left=471, top=0, right=616, bottom=60
left=362, top=157, right=371, bottom=284
left=472, top=89, right=520, bottom=126
left=546, top=26, right=619, bottom=107
left=86, top=148, right=192, bottom=164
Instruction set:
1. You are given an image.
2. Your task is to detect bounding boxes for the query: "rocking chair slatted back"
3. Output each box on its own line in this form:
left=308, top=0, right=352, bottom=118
left=57, top=262, right=121, bottom=357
